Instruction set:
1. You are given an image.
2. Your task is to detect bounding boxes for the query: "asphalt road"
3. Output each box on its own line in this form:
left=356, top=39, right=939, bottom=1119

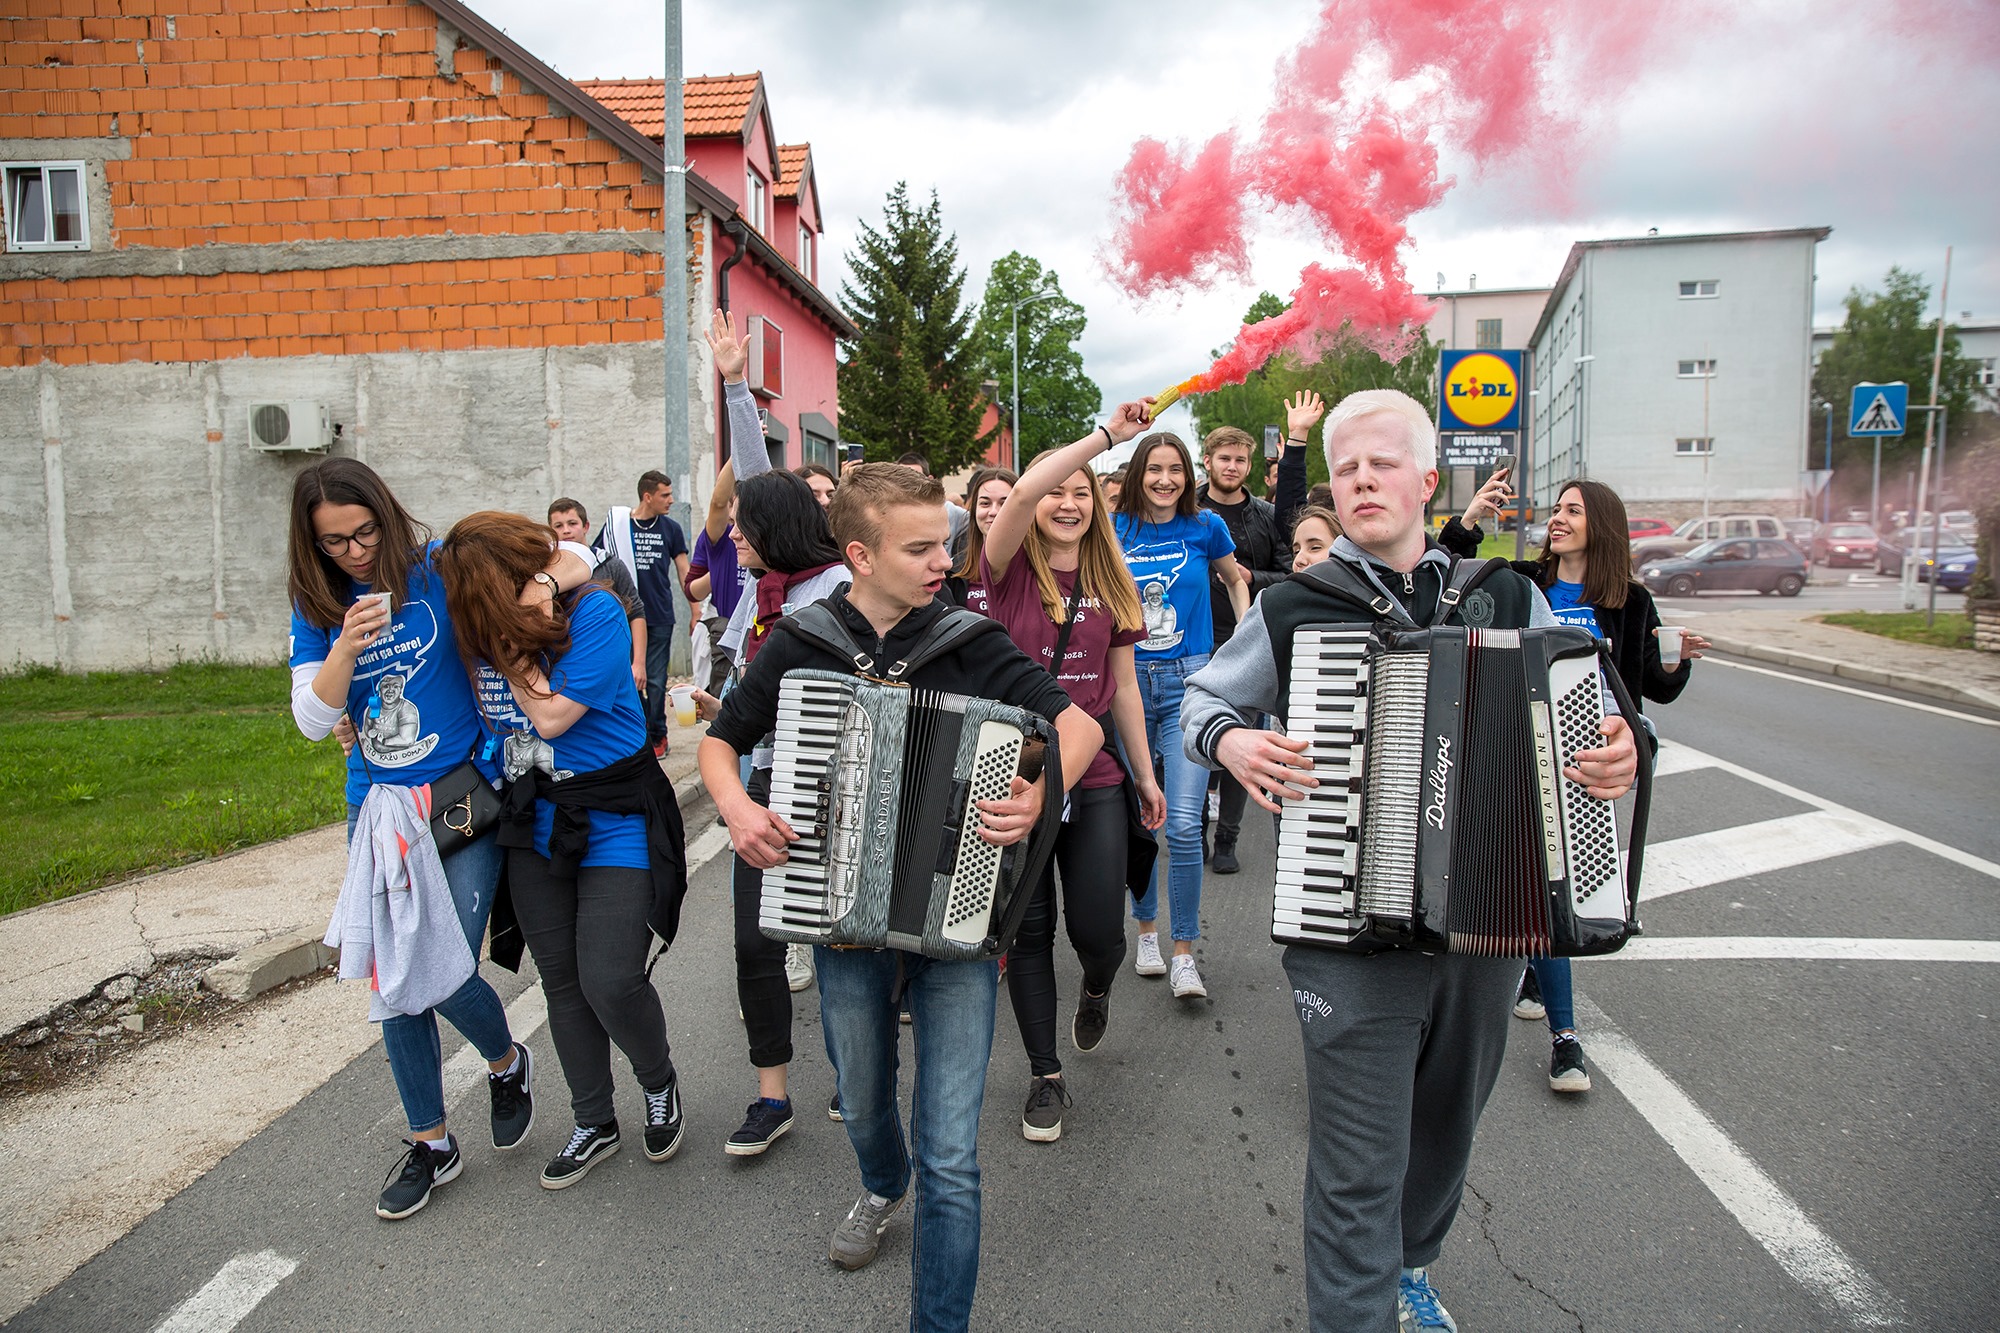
left=11, top=662, right=1997, bottom=1332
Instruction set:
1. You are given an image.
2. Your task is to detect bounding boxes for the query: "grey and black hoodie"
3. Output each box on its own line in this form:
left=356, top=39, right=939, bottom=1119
left=1181, top=536, right=1556, bottom=770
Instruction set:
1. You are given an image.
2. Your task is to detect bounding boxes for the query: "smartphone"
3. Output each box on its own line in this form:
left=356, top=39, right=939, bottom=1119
left=844, top=441, right=864, bottom=464
left=1263, top=425, right=1284, bottom=461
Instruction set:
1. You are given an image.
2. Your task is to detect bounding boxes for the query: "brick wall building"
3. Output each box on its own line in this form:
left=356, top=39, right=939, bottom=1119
left=0, top=0, right=852, bottom=670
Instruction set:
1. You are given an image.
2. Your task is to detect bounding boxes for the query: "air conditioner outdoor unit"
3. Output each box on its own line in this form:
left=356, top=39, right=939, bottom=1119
left=247, top=401, right=333, bottom=452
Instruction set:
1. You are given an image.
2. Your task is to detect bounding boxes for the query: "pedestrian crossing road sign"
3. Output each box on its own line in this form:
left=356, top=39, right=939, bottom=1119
left=1848, top=382, right=1907, bottom=438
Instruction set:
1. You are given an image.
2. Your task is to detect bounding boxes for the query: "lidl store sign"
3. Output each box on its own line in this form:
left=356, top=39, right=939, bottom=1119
left=1439, top=350, right=1523, bottom=432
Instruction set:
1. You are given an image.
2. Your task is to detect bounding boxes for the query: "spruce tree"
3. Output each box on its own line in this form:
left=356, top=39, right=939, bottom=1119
left=838, top=184, right=995, bottom=472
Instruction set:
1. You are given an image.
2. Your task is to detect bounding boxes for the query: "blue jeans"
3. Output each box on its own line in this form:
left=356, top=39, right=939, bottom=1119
left=346, top=808, right=512, bottom=1134
left=1529, top=957, right=1576, bottom=1033
left=1131, top=652, right=1210, bottom=941
left=818, top=948, right=996, bottom=1333
left=643, top=619, right=674, bottom=745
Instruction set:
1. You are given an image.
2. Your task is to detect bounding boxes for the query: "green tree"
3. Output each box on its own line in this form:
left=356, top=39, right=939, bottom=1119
left=1189, top=292, right=1440, bottom=494
left=837, top=183, right=995, bottom=473
left=969, top=252, right=1100, bottom=465
left=1811, top=267, right=1980, bottom=478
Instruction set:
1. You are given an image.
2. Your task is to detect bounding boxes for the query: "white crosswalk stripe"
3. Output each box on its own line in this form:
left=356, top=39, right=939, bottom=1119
left=152, top=1251, right=297, bottom=1333
left=1640, top=809, right=1900, bottom=902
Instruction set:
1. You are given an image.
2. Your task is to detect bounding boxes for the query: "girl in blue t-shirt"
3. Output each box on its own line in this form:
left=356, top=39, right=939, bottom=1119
left=436, top=511, right=680, bottom=1192
left=287, top=458, right=584, bottom=1221
left=1112, top=430, right=1250, bottom=1000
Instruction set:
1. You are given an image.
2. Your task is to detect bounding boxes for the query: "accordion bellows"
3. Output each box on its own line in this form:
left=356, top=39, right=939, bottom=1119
left=1276, top=624, right=1647, bottom=958
left=759, top=670, right=1054, bottom=960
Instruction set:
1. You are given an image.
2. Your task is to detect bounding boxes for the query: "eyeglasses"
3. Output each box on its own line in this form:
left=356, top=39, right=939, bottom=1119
left=317, top=521, right=382, bottom=556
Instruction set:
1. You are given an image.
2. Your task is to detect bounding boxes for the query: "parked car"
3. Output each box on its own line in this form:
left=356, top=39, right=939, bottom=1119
left=1639, top=539, right=1809, bottom=598
left=1876, top=527, right=1978, bottom=590
left=1810, top=523, right=1879, bottom=567
left=1627, top=516, right=1677, bottom=543
left=1631, top=513, right=1790, bottom=565
left=1782, top=517, right=1817, bottom=548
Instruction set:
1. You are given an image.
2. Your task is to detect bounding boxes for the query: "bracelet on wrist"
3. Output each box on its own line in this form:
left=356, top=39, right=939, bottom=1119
left=1098, top=424, right=1114, bottom=449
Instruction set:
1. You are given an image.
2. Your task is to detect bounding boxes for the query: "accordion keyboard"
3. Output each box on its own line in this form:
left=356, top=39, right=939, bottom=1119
left=762, top=674, right=866, bottom=938
left=1273, top=628, right=1374, bottom=947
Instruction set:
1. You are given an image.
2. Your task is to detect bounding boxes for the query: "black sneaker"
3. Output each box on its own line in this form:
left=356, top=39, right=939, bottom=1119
left=1513, top=967, right=1546, bottom=1021
left=541, top=1122, right=619, bottom=1189
left=1211, top=834, right=1240, bottom=874
left=376, top=1137, right=462, bottom=1220
left=642, top=1079, right=684, bottom=1162
left=726, top=1098, right=795, bottom=1156
left=1072, top=989, right=1109, bottom=1053
left=828, top=1090, right=844, bottom=1122
left=1550, top=1034, right=1592, bottom=1093
left=488, top=1042, right=534, bottom=1151
left=1021, top=1075, right=1070, bottom=1143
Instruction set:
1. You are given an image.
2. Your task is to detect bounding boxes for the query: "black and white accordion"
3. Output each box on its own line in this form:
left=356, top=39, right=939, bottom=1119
left=1275, top=624, right=1651, bottom=957
left=758, top=670, right=1059, bottom=960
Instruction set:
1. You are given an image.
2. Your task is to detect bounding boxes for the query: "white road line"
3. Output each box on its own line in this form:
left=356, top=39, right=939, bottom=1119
left=152, top=1250, right=298, bottom=1333
left=1702, top=656, right=2000, bottom=726
left=1651, top=741, right=1717, bottom=777
left=375, top=817, right=734, bottom=1130
left=1670, top=743, right=2000, bottom=884
left=1640, top=809, right=1900, bottom=902
left=1607, top=936, right=2000, bottom=963
left=1574, top=996, right=1906, bottom=1327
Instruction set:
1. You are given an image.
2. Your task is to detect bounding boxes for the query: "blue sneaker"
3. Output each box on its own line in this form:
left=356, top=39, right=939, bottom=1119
left=1398, top=1267, right=1458, bottom=1331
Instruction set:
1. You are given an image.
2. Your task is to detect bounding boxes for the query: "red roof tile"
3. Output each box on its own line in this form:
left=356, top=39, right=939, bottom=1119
left=774, top=144, right=810, bottom=200
left=575, top=74, right=761, bottom=141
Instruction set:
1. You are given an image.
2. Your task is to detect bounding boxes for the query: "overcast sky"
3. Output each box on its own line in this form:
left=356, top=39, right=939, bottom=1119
left=467, top=0, right=1999, bottom=436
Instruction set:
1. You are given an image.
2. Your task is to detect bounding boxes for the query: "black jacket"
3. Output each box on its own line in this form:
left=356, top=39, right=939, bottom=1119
left=1198, top=484, right=1290, bottom=642
left=1438, top=517, right=1691, bottom=710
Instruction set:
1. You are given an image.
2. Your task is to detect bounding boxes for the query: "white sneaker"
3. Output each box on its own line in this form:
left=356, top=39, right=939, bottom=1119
left=1169, top=954, right=1207, bottom=999
left=1134, top=932, right=1167, bottom=977
left=784, top=942, right=814, bottom=993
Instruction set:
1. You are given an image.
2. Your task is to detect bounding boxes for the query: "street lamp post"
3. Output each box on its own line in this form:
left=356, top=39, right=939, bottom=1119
left=1010, top=287, right=1060, bottom=475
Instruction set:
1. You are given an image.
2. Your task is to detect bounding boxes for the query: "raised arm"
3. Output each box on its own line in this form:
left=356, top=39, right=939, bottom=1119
left=1273, top=390, right=1324, bottom=537
left=984, top=398, right=1153, bottom=582
left=704, top=308, right=773, bottom=484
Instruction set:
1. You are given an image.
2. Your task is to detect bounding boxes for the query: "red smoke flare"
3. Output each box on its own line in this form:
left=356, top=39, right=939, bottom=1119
left=1112, top=0, right=1686, bottom=390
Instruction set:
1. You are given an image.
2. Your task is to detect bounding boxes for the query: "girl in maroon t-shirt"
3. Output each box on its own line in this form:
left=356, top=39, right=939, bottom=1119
left=979, top=399, right=1166, bottom=1143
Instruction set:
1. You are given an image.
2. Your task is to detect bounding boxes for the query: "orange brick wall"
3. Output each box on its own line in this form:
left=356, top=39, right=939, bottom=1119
left=0, top=0, right=668, bottom=367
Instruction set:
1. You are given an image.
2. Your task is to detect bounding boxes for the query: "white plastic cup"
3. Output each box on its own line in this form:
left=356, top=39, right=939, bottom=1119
left=670, top=684, right=698, bottom=727
left=1657, top=625, right=1684, bottom=669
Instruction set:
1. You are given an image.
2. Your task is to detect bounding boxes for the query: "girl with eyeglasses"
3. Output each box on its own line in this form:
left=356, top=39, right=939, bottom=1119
left=287, top=457, right=591, bottom=1219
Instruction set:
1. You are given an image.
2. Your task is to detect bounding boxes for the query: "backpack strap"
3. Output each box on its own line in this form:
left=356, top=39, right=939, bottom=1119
left=775, top=603, right=1005, bottom=681
left=1290, top=559, right=1417, bottom=628
left=1431, top=556, right=1507, bottom=627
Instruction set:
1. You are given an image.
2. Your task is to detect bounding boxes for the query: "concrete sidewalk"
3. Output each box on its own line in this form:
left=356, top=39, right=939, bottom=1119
left=1690, top=604, right=2000, bottom=711
left=0, top=707, right=712, bottom=1042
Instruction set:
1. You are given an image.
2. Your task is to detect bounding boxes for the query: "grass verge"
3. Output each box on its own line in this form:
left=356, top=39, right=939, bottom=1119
left=1819, top=610, right=1973, bottom=651
left=0, top=663, right=345, bottom=917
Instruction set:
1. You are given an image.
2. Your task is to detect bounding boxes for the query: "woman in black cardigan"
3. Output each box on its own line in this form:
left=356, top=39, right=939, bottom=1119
left=1442, top=475, right=1708, bottom=1094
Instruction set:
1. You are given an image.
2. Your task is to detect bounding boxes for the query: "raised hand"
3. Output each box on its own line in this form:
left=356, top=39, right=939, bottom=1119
left=1285, top=390, right=1326, bottom=441
left=704, top=307, right=750, bottom=383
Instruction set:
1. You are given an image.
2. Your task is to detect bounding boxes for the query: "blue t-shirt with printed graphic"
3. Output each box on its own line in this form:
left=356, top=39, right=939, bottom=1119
left=290, top=543, right=481, bottom=808
left=470, top=587, right=649, bottom=870
left=1114, top=510, right=1238, bottom=661
left=1544, top=579, right=1603, bottom=639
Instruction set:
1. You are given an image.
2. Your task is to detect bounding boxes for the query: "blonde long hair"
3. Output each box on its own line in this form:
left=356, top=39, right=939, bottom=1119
left=1021, top=467, right=1142, bottom=632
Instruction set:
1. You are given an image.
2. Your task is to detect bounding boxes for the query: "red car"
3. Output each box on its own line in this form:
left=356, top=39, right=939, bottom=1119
left=1627, top=517, right=1676, bottom=542
left=1811, top=523, right=1879, bottom=567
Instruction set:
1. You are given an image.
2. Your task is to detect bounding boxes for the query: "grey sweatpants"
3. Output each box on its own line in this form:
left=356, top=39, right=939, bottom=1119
left=1281, top=945, right=1518, bottom=1332
left=508, top=851, right=675, bottom=1126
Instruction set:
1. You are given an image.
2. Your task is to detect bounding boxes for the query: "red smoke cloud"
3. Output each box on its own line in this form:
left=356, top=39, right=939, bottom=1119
left=1111, top=0, right=1688, bottom=392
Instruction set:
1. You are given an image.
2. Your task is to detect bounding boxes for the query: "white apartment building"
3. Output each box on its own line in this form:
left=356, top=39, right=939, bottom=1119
left=1525, top=228, right=1829, bottom=522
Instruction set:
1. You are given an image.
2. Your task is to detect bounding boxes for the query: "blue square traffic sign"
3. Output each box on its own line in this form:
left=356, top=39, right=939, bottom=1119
left=1848, top=382, right=1907, bottom=437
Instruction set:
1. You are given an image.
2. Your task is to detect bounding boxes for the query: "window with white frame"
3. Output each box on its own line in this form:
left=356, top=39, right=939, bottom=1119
left=798, top=222, right=815, bottom=281
left=4, top=161, right=89, bottom=251
left=1677, top=359, right=1717, bottom=378
left=1675, top=437, right=1713, bottom=455
left=744, top=166, right=766, bottom=232
left=1678, top=279, right=1719, bottom=298
left=1974, top=357, right=1996, bottom=388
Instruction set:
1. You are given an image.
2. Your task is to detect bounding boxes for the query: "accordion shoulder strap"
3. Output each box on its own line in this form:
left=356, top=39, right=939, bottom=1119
left=1430, top=556, right=1508, bottom=626
left=778, top=602, right=1003, bottom=681
left=1290, top=559, right=1414, bottom=627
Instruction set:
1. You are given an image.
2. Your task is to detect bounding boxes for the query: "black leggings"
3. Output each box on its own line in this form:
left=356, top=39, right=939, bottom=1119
left=508, top=850, right=674, bottom=1126
left=734, top=766, right=793, bottom=1068
left=1006, top=782, right=1130, bottom=1077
